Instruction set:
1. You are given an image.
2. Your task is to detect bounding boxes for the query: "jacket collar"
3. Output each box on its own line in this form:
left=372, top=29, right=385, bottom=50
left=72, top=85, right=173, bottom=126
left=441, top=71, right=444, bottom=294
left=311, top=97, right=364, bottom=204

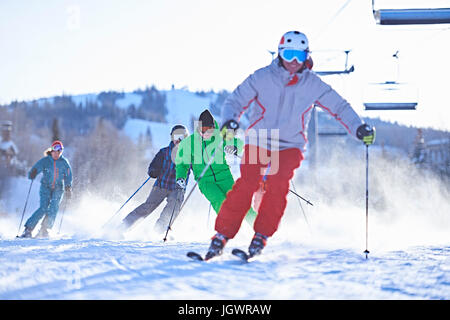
left=47, top=154, right=62, bottom=160
left=270, top=57, right=307, bottom=86
left=194, top=119, right=222, bottom=146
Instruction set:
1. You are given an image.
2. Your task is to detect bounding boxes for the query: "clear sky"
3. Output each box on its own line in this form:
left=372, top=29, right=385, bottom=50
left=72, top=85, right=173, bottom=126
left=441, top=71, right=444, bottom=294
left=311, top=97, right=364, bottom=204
left=0, top=0, right=449, bottom=130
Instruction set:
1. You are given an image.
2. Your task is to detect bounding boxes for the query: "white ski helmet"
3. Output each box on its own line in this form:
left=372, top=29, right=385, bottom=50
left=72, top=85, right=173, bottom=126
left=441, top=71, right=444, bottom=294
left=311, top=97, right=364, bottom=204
left=278, top=31, right=309, bottom=54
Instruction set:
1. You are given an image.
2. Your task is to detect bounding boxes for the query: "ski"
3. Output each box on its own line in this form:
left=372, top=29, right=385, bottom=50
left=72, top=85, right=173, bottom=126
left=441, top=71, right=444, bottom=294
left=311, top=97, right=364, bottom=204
left=186, top=251, right=204, bottom=261
left=186, top=251, right=224, bottom=262
left=231, top=248, right=251, bottom=262
left=15, top=235, right=47, bottom=240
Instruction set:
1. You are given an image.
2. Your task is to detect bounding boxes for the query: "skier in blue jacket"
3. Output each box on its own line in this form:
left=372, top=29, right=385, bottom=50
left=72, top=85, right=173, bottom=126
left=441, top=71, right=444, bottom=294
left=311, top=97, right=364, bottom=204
left=20, top=140, right=73, bottom=238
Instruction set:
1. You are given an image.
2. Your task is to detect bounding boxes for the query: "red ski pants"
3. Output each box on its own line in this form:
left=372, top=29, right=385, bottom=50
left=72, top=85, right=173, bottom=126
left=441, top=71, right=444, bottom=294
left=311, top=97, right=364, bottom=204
left=215, top=145, right=304, bottom=239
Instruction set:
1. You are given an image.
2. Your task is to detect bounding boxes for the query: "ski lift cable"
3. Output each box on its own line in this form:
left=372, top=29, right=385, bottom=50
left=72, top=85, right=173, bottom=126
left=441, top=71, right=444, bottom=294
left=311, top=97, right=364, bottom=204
left=313, top=0, right=354, bottom=44
left=374, top=26, right=450, bottom=58
left=267, top=1, right=354, bottom=62
left=371, top=2, right=450, bottom=57
left=308, top=0, right=356, bottom=75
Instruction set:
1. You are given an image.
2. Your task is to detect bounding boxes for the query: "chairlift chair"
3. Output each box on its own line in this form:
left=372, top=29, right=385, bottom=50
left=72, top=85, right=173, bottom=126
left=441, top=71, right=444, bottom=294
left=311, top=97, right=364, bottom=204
left=363, top=81, right=418, bottom=110
left=372, top=1, right=450, bottom=25
left=363, top=50, right=418, bottom=111
left=314, top=50, right=355, bottom=76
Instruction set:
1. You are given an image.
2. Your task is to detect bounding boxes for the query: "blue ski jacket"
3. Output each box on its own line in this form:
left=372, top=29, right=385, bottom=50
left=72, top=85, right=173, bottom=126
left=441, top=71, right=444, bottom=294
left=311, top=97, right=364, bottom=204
left=28, top=155, right=73, bottom=190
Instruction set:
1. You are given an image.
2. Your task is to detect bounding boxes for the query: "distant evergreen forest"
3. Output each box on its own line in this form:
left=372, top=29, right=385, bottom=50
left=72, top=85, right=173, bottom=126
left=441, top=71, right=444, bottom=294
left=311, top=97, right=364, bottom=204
left=0, top=85, right=448, bottom=197
left=0, top=86, right=168, bottom=136
left=0, top=85, right=448, bottom=158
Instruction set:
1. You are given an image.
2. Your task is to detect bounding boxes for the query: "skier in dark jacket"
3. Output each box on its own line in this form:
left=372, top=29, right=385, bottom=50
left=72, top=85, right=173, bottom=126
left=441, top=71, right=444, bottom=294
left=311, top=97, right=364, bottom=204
left=20, top=140, right=72, bottom=238
left=120, top=125, right=190, bottom=234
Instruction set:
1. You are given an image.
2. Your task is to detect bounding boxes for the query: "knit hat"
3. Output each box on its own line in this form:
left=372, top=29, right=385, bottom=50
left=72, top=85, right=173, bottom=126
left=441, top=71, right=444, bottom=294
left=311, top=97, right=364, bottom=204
left=198, top=109, right=215, bottom=128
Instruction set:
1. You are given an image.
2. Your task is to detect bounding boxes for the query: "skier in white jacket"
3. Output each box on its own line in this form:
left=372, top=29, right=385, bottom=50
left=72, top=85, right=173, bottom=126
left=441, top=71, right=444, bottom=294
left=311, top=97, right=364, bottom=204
left=204, top=31, right=376, bottom=260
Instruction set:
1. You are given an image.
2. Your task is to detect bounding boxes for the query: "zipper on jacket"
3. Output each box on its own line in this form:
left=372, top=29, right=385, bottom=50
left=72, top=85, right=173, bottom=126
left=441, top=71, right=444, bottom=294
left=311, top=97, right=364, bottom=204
left=276, top=87, right=286, bottom=128
left=203, top=140, right=217, bottom=182
left=52, top=159, right=57, bottom=189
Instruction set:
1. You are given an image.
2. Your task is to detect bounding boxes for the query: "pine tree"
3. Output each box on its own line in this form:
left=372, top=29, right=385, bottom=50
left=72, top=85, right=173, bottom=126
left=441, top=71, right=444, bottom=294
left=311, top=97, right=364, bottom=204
left=52, top=118, right=61, bottom=142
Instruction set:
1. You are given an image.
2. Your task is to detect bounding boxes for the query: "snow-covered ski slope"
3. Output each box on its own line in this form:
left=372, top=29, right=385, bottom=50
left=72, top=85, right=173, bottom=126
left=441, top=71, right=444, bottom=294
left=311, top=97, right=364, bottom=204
left=1, top=166, right=449, bottom=300
left=1, top=89, right=449, bottom=300
left=0, top=238, right=448, bottom=300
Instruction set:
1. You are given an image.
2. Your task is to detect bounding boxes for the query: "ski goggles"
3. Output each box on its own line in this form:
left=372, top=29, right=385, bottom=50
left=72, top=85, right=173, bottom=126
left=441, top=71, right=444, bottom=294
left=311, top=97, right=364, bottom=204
left=172, top=134, right=185, bottom=142
left=52, top=144, right=63, bottom=152
left=280, top=49, right=308, bottom=63
left=200, top=126, right=214, bottom=134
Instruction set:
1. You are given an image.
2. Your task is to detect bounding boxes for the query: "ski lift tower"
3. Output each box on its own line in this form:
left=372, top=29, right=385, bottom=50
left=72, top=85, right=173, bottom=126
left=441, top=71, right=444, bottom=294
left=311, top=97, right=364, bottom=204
left=307, top=50, right=356, bottom=169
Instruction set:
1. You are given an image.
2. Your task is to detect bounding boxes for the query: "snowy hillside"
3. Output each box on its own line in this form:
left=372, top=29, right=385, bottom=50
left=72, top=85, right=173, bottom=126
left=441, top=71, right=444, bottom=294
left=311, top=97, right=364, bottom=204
left=1, top=89, right=449, bottom=301
left=1, top=238, right=448, bottom=300
left=48, top=88, right=217, bottom=151
left=164, top=89, right=217, bottom=126
left=121, top=89, right=216, bottom=151
left=1, top=161, right=449, bottom=300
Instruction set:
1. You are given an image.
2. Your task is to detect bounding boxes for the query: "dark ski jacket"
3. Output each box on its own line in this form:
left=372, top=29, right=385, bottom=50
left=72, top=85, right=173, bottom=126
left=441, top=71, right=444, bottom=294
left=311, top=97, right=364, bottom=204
left=148, top=141, right=189, bottom=191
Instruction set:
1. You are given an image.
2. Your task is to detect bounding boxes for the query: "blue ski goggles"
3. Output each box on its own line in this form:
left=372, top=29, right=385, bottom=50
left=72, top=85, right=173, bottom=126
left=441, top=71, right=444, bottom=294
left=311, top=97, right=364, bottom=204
left=52, top=144, right=63, bottom=152
left=280, top=49, right=308, bottom=63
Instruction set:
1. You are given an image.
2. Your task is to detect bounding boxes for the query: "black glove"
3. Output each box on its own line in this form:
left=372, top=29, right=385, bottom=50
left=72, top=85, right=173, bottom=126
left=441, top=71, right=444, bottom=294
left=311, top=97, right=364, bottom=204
left=356, top=124, right=376, bottom=145
left=220, top=120, right=239, bottom=140
left=29, top=168, right=37, bottom=180
left=176, top=178, right=186, bottom=190
left=65, top=185, right=72, bottom=200
left=148, top=168, right=160, bottom=178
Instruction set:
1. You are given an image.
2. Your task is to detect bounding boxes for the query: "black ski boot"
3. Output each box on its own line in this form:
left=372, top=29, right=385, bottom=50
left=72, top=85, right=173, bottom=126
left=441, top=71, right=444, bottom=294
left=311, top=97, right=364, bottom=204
left=205, top=233, right=228, bottom=260
left=248, top=232, right=268, bottom=257
left=19, top=227, right=33, bottom=238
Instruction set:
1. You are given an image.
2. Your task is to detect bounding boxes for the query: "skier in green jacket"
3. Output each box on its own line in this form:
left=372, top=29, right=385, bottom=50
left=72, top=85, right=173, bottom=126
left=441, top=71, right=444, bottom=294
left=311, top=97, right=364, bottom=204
left=175, top=109, right=256, bottom=224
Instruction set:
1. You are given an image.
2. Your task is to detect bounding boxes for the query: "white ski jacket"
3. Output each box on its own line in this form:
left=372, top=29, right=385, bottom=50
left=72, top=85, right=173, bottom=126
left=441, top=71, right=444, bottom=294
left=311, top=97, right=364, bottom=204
left=221, top=58, right=363, bottom=151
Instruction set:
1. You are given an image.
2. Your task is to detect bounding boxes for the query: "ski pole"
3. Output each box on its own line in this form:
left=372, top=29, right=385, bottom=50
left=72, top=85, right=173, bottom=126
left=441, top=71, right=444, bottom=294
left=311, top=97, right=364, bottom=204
left=102, top=177, right=151, bottom=228
left=16, top=179, right=34, bottom=237
left=288, top=189, right=314, bottom=206
left=234, top=154, right=313, bottom=206
left=207, top=203, right=212, bottom=227
left=57, top=196, right=69, bottom=234
left=364, top=144, right=370, bottom=259
left=290, top=180, right=312, bottom=232
left=163, top=192, right=183, bottom=242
